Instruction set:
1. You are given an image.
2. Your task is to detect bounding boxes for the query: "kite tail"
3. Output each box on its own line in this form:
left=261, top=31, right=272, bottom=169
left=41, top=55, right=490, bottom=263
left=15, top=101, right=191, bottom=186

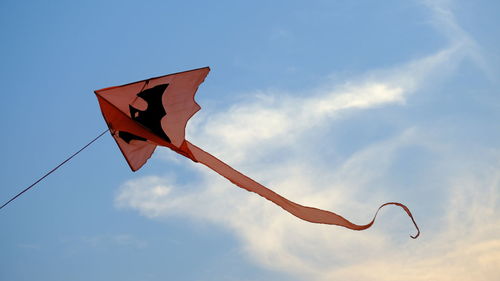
left=184, top=141, right=420, bottom=239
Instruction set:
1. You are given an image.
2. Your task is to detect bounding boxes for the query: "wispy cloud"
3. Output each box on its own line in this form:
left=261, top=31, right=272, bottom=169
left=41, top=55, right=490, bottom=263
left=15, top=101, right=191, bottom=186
left=80, top=234, right=148, bottom=249
left=114, top=1, right=499, bottom=280
left=17, top=243, right=41, bottom=250
left=188, top=45, right=464, bottom=165
left=421, top=0, right=492, bottom=77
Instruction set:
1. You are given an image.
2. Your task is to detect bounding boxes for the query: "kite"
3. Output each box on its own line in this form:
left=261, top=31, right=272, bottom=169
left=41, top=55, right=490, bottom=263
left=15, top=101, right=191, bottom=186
left=0, top=66, right=419, bottom=238
left=93, top=67, right=420, bottom=238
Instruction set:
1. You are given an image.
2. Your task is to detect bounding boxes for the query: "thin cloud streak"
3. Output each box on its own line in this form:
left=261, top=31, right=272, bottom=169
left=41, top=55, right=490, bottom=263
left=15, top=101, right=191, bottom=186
left=421, top=0, right=493, bottom=78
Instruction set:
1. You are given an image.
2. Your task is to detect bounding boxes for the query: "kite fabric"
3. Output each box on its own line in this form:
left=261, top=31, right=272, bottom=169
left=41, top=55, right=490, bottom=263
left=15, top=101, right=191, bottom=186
left=94, top=67, right=420, bottom=238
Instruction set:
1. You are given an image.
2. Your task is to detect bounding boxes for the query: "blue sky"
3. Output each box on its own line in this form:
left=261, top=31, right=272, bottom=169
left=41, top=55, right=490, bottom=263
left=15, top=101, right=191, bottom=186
left=1, top=0, right=499, bottom=280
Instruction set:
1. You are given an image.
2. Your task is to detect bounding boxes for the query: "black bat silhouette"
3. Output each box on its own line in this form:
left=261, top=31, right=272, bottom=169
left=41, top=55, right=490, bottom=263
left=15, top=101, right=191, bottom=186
left=118, top=83, right=171, bottom=143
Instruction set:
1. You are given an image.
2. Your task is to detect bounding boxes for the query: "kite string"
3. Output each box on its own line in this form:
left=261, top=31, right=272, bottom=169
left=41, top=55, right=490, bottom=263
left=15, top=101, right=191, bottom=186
left=0, top=129, right=109, bottom=210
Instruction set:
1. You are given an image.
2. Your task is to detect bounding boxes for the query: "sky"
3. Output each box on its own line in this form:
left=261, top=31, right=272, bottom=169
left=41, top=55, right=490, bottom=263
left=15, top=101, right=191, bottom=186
left=1, top=0, right=499, bottom=280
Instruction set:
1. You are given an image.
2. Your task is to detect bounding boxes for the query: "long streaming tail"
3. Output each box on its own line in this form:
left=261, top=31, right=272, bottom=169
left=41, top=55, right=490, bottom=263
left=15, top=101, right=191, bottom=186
left=185, top=140, right=420, bottom=238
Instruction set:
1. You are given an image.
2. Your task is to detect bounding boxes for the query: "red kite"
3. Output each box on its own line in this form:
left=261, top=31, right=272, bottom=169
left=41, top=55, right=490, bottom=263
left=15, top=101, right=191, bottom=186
left=94, top=67, right=420, bottom=238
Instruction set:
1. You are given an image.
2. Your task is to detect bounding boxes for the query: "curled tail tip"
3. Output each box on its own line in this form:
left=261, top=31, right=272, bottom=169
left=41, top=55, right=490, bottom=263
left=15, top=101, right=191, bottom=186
left=409, top=218, right=420, bottom=239
left=410, top=223, right=421, bottom=239
left=378, top=202, right=421, bottom=239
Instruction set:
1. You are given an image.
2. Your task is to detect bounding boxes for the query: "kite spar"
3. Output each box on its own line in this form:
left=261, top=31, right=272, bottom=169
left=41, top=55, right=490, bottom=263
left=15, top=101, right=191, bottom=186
left=94, top=67, right=420, bottom=238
